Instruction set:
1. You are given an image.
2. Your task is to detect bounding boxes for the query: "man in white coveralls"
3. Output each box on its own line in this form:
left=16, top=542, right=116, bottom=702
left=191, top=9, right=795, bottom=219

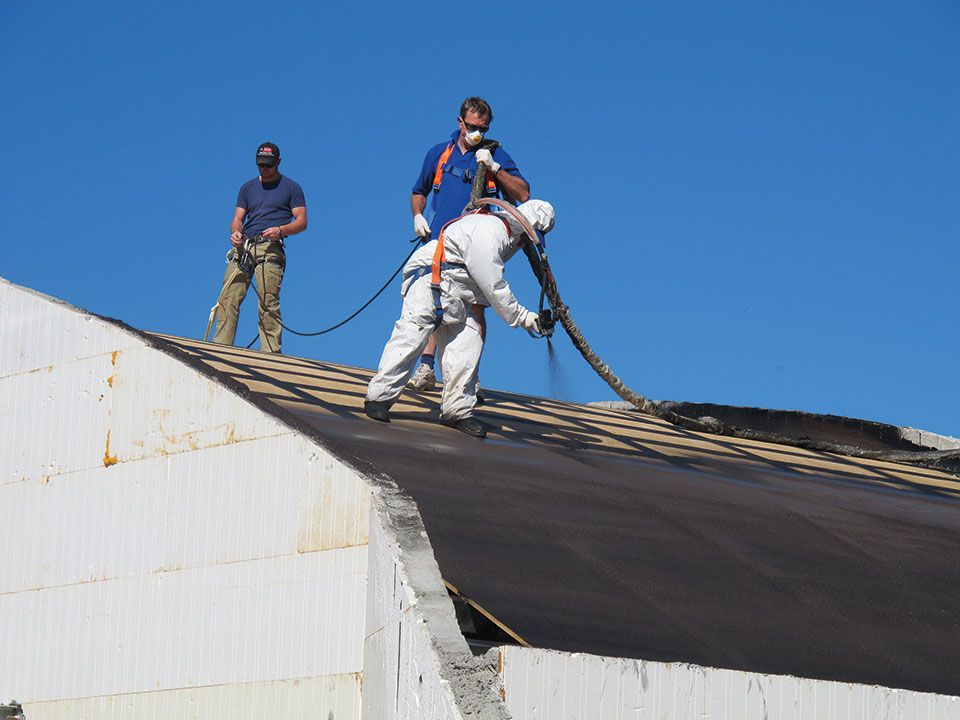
left=364, top=199, right=555, bottom=438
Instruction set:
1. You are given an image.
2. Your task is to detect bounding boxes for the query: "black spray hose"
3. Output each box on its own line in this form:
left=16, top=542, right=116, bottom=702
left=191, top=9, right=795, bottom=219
left=239, top=239, right=423, bottom=349
left=469, top=171, right=960, bottom=475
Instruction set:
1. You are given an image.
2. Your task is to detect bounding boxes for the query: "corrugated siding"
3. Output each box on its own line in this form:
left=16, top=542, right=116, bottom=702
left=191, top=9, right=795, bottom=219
left=2, top=435, right=366, bottom=594
left=498, top=646, right=960, bottom=720
left=0, top=280, right=373, bottom=717
left=1, top=547, right=366, bottom=701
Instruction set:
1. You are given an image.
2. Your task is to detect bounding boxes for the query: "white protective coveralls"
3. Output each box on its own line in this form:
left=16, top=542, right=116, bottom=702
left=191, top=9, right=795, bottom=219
left=366, top=200, right=554, bottom=422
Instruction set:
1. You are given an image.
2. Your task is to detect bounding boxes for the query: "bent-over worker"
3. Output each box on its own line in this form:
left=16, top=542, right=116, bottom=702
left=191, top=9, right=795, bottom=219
left=365, top=200, right=554, bottom=438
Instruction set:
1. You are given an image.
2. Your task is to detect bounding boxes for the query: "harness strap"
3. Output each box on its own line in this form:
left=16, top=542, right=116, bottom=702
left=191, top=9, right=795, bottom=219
left=429, top=230, right=448, bottom=327
left=432, top=143, right=498, bottom=192
left=432, top=145, right=455, bottom=189
left=403, top=262, right=466, bottom=283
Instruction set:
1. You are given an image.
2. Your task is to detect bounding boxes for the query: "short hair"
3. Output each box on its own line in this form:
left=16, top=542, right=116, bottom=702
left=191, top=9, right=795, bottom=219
left=459, top=96, right=493, bottom=123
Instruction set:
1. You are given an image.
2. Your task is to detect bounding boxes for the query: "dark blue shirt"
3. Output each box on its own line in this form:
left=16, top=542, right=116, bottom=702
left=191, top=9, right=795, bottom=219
left=411, top=130, right=527, bottom=235
left=236, top=175, right=306, bottom=238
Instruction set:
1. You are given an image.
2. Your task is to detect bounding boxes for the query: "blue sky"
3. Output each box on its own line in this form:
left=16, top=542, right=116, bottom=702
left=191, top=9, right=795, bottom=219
left=2, top=1, right=958, bottom=436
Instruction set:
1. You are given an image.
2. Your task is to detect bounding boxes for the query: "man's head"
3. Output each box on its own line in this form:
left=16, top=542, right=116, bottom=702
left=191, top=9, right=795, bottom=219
left=457, top=96, right=493, bottom=148
left=256, top=142, right=281, bottom=179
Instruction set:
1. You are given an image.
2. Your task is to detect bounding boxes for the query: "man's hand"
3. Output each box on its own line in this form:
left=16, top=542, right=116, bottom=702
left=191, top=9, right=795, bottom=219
left=474, top=148, right=501, bottom=175
left=414, top=213, right=431, bottom=239
left=521, top=311, right=541, bottom=334
left=261, top=226, right=284, bottom=241
left=230, top=230, right=243, bottom=248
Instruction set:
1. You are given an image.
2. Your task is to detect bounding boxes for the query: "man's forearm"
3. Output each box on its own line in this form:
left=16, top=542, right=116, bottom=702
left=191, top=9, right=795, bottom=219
left=496, top=172, right=530, bottom=203
left=411, top=193, right=427, bottom=216
left=278, top=216, right=307, bottom=237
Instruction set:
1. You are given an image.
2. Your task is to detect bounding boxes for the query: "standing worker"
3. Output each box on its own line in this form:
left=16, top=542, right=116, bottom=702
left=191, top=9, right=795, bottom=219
left=365, top=200, right=555, bottom=438
left=211, top=142, right=307, bottom=353
left=407, top=97, right=530, bottom=391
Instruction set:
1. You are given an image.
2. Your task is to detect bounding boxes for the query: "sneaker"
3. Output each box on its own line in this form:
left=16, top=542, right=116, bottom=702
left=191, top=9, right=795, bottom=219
left=364, top=400, right=391, bottom=423
left=441, top=416, right=489, bottom=438
left=407, top=364, right=436, bottom=391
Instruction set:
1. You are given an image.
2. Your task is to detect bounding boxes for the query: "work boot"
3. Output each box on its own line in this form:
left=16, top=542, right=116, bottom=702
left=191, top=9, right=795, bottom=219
left=441, top=416, right=489, bottom=438
left=364, top=400, right=391, bottom=423
left=407, top=364, right=436, bottom=391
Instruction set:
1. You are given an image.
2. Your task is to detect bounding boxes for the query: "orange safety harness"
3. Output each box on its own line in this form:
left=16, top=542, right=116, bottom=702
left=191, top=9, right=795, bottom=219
left=432, top=143, right=498, bottom=193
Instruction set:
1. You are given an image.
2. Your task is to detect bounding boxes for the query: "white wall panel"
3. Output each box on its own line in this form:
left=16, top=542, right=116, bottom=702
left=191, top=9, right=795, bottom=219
left=0, top=337, right=292, bottom=487
left=23, top=673, right=361, bottom=720
left=362, top=513, right=405, bottom=720
left=498, top=646, right=960, bottom=720
left=0, top=547, right=367, bottom=703
left=0, top=279, right=141, bottom=378
left=297, top=446, right=369, bottom=553
left=0, top=352, right=114, bottom=484
left=108, top=345, right=289, bottom=464
left=0, top=436, right=369, bottom=596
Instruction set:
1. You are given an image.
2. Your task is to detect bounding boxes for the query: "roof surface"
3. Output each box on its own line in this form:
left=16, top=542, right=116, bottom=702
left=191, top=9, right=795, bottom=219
left=151, top=334, right=960, bottom=696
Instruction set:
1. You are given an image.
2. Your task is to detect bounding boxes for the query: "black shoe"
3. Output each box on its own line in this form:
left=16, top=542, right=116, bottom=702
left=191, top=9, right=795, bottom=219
left=475, top=387, right=486, bottom=407
left=364, top=400, right=391, bottom=423
left=442, top=417, right=488, bottom=438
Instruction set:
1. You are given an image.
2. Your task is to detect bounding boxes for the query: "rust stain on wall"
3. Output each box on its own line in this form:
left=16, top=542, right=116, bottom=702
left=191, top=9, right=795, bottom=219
left=103, top=430, right=118, bottom=467
left=498, top=649, right=505, bottom=700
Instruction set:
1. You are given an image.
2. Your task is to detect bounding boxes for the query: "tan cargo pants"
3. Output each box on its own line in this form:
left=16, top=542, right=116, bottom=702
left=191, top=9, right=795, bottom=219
left=212, top=241, right=285, bottom=353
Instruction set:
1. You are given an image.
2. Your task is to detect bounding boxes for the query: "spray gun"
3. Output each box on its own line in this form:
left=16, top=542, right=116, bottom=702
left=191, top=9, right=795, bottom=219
left=537, top=307, right=556, bottom=337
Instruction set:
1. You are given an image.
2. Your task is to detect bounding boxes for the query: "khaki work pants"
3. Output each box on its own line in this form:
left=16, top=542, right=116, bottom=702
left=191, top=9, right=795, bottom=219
left=212, top=241, right=285, bottom=353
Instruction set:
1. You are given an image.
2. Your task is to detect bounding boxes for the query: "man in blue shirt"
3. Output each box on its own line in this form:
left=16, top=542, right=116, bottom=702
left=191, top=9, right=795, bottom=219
left=407, top=97, right=530, bottom=390
left=211, top=142, right=307, bottom=353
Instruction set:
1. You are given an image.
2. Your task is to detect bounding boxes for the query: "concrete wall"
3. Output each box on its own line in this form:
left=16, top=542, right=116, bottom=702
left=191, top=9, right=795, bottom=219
left=0, top=280, right=369, bottom=718
left=497, top=646, right=960, bottom=720
left=361, top=475, right=510, bottom=720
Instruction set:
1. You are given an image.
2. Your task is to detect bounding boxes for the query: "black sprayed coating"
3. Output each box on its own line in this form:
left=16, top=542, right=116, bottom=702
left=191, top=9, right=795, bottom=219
left=309, top=411, right=960, bottom=696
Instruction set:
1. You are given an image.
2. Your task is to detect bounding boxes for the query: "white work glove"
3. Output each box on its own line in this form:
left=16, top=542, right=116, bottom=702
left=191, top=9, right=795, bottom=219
left=520, top=311, right=541, bottom=334
left=474, top=148, right=501, bottom=175
left=413, top=213, right=431, bottom=239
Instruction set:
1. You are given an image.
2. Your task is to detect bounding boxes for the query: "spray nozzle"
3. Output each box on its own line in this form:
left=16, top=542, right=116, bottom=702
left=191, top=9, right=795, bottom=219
left=538, top=308, right=556, bottom=338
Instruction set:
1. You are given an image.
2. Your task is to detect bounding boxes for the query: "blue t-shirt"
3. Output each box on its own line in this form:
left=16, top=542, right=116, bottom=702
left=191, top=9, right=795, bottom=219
left=236, top=175, right=306, bottom=238
left=411, top=130, right=528, bottom=235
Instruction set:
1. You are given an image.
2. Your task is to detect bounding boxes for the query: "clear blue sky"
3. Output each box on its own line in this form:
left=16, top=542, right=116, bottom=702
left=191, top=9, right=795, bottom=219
left=3, top=1, right=957, bottom=436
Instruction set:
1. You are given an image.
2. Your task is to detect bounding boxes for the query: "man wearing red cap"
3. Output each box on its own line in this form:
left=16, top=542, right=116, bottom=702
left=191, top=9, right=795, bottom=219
left=211, top=142, right=307, bottom=353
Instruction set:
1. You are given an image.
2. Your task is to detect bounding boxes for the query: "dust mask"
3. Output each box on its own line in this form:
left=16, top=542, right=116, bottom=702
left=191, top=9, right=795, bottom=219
left=464, top=129, right=483, bottom=147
